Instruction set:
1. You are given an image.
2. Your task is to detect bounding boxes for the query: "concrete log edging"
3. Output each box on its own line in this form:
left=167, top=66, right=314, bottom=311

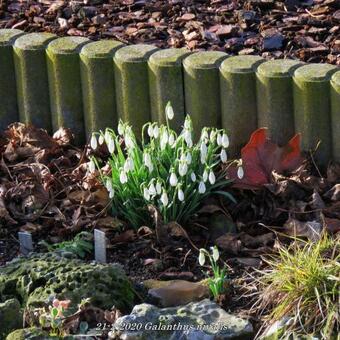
left=0, top=29, right=339, bottom=163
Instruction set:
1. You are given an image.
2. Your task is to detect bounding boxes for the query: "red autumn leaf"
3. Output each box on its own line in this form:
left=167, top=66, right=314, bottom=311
left=228, top=128, right=304, bottom=189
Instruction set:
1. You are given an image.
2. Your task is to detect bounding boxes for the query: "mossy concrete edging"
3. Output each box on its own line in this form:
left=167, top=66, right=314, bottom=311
left=0, top=29, right=339, bottom=162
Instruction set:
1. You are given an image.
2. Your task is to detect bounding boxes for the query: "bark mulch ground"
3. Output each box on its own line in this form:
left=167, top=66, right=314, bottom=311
left=0, top=0, right=339, bottom=64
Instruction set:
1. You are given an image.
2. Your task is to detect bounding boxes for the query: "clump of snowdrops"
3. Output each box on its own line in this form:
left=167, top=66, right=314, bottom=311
left=199, top=246, right=228, bottom=300
left=89, top=102, right=243, bottom=229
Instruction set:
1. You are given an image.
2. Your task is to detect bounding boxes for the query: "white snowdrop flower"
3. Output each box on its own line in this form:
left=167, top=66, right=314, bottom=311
left=198, top=181, right=206, bottom=194
left=143, top=187, right=150, bottom=201
left=109, top=189, right=114, bottom=199
left=153, top=125, right=159, bottom=138
left=179, top=162, right=188, bottom=177
left=90, top=134, right=97, bottom=150
left=190, top=172, right=196, bottom=182
left=200, top=142, right=207, bottom=162
left=184, top=129, right=192, bottom=147
left=184, top=117, right=191, bottom=129
left=108, top=137, right=115, bottom=154
left=156, top=181, right=162, bottom=195
left=217, top=133, right=222, bottom=146
left=124, top=157, right=134, bottom=172
left=178, top=188, right=184, bottom=202
left=125, top=134, right=134, bottom=149
left=160, top=130, right=168, bottom=150
left=169, top=172, right=178, bottom=187
left=201, top=130, right=208, bottom=142
left=104, top=130, right=111, bottom=144
left=168, top=133, right=175, bottom=146
left=119, top=170, right=128, bottom=184
left=118, top=122, right=124, bottom=135
left=211, top=246, right=219, bottom=261
left=106, top=179, right=113, bottom=192
left=180, top=153, right=186, bottom=163
left=237, top=166, right=244, bottom=179
left=161, top=191, right=169, bottom=207
left=209, top=170, right=216, bottom=185
left=198, top=249, right=205, bottom=266
left=220, top=149, right=228, bottom=163
left=165, top=102, right=174, bottom=120
left=89, top=160, right=96, bottom=173
left=186, top=152, right=192, bottom=164
left=98, top=134, right=104, bottom=145
left=221, top=134, right=229, bottom=148
left=203, top=169, right=208, bottom=182
left=147, top=124, right=154, bottom=138
left=210, top=130, right=217, bottom=143
left=149, top=182, right=156, bottom=196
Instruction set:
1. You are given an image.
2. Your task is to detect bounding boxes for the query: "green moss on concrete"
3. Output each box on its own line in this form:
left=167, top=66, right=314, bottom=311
left=0, top=299, right=22, bottom=337
left=114, top=44, right=158, bottom=136
left=47, top=37, right=90, bottom=144
left=80, top=41, right=123, bottom=137
left=331, top=71, right=340, bottom=162
left=148, top=48, right=190, bottom=132
left=294, top=64, right=338, bottom=166
left=183, top=51, right=228, bottom=135
left=256, top=59, right=303, bottom=145
left=0, top=253, right=134, bottom=312
left=220, top=56, right=264, bottom=157
left=0, top=29, right=25, bottom=130
left=14, top=33, right=56, bottom=132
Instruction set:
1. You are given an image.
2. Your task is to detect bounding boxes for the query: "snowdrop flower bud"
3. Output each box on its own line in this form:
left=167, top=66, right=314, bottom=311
left=149, top=182, right=156, bottom=196
left=180, top=153, right=186, bottom=163
left=198, top=181, right=206, bottom=194
left=160, top=130, right=168, bottom=150
left=144, top=153, right=152, bottom=168
left=106, top=179, right=113, bottom=192
left=143, top=187, right=150, bottom=201
left=98, top=134, right=104, bottom=145
left=200, top=142, right=207, bottom=164
left=222, top=134, right=229, bottom=148
left=203, top=169, right=208, bottom=182
left=211, top=246, right=219, bottom=261
left=125, top=134, right=134, bottom=149
left=90, top=134, right=97, bottom=150
left=108, top=137, right=115, bottom=154
left=186, top=152, right=192, bottom=164
left=109, top=189, right=114, bottom=199
left=104, top=130, right=111, bottom=144
left=169, top=172, right=178, bottom=187
left=156, top=181, right=162, bottom=195
left=89, top=160, right=96, bottom=173
left=119, top=170, right=128, bottom=184
left=190, top=172, right=196, bottom=182
left=124, top=158, right=134, bottom=172
left=198, top=249, right=205, bottom=266
left=168, top=133, right=175, bottom=146
left=161, top=191, right=169, bottom=207
left=209, top=170, right=216, bottom=185
left=165, top=102, right=174, bottom=120
left=184, top=117, right=191, bottom=130
left=178, top=188, right=184, bottom=202
left=201, top=130, right=208, bottom=142
left=147, top=124, right=154, bottom=138
left=118, top=122, right=124, bottom=135
left=153, top=125, right=159, bottom=138
left=217, top=133, right=222, bottom=146
left=179, top=162, right=188, bottom=177
left=237, top=166, right=244, bottom=179
left=220, top=149, right=227, bottom=163
left=184, top=129, right=192, bottom=147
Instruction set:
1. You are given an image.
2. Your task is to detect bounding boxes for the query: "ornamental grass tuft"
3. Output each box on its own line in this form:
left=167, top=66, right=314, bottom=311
left=90, top=102, right=240, bottom=229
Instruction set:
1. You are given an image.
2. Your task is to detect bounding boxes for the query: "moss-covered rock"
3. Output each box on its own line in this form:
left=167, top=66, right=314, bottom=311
left=6, top=328, right=51, bottom=340
left=0, top=298, right=23, bottom=338
left=0, top=253, right=134, bottom=312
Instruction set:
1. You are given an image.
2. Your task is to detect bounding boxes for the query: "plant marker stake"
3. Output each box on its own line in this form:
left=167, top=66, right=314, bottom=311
left=94, top=229, right=107, bottom=263
left=18, top=231, right=33, bottom=255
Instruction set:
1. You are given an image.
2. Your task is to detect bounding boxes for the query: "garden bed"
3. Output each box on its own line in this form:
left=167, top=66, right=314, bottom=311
left=0, top=0, right=339, bottom=64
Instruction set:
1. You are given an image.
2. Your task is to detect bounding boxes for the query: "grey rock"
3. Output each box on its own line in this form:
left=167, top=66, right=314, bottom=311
left=110, top=299, right=253, bottom=340
left=0, top=299, right=23, bottom=338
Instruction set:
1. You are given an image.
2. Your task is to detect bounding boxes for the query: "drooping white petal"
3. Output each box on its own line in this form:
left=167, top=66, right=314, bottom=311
left=208, top=170, right=216, bottom=185
left=108, top=137, right=115, bottom=154
left=179, top=162, right=188, bottom=177
left=217, top=133, right=222, bottom=146
left=149, top=182, right=156, bottom=196
left=89, top=160, right=96, bottom=173
left=153, top=125, right=159, bottom=138
left=143, top=187, right=150, bottom=201
left=119, top=170, right=128, bottom=184
left=178, top=189, right=184, bottom=202
left=147, top=125, right=154, bottom=138
left=160, top=130, right=168, bottom=150
left=220, top=149, right=228, bottom=163
left=161, top=191, right=169, bottom=207
left=198, top=181, right=206, bottom=194
left=156, top=182, right=162, bottom=195
left=212, top=246, right=219, bottom=261
left=104, top=130, right=111, bottom=144
left=165, top=102, right=174, bottom=120
left=106, top=179, right=113, bottom=192
left=168, top=133, right=175, bottom=146
left=237, top=166, right=244, bottom=179
left=90, top=134, right=97, bottom=150
left=98, top=135, right=104, bottom=145
left=198, top=250, right=205, bottom=266
left=190, top=172, right=196, bottom=182
left=118, top=122, right=124, bottom=135
left=201, top=130, right=208, bottom=142
left=186, top=152, right=192, bottom=164
left=203, top=169, right=208, bottom=182
left=109, top=189, right=114, bottom=198
left=222, top=134, right=229, bottom=148
left=169, top=172, right=178, bottom=187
